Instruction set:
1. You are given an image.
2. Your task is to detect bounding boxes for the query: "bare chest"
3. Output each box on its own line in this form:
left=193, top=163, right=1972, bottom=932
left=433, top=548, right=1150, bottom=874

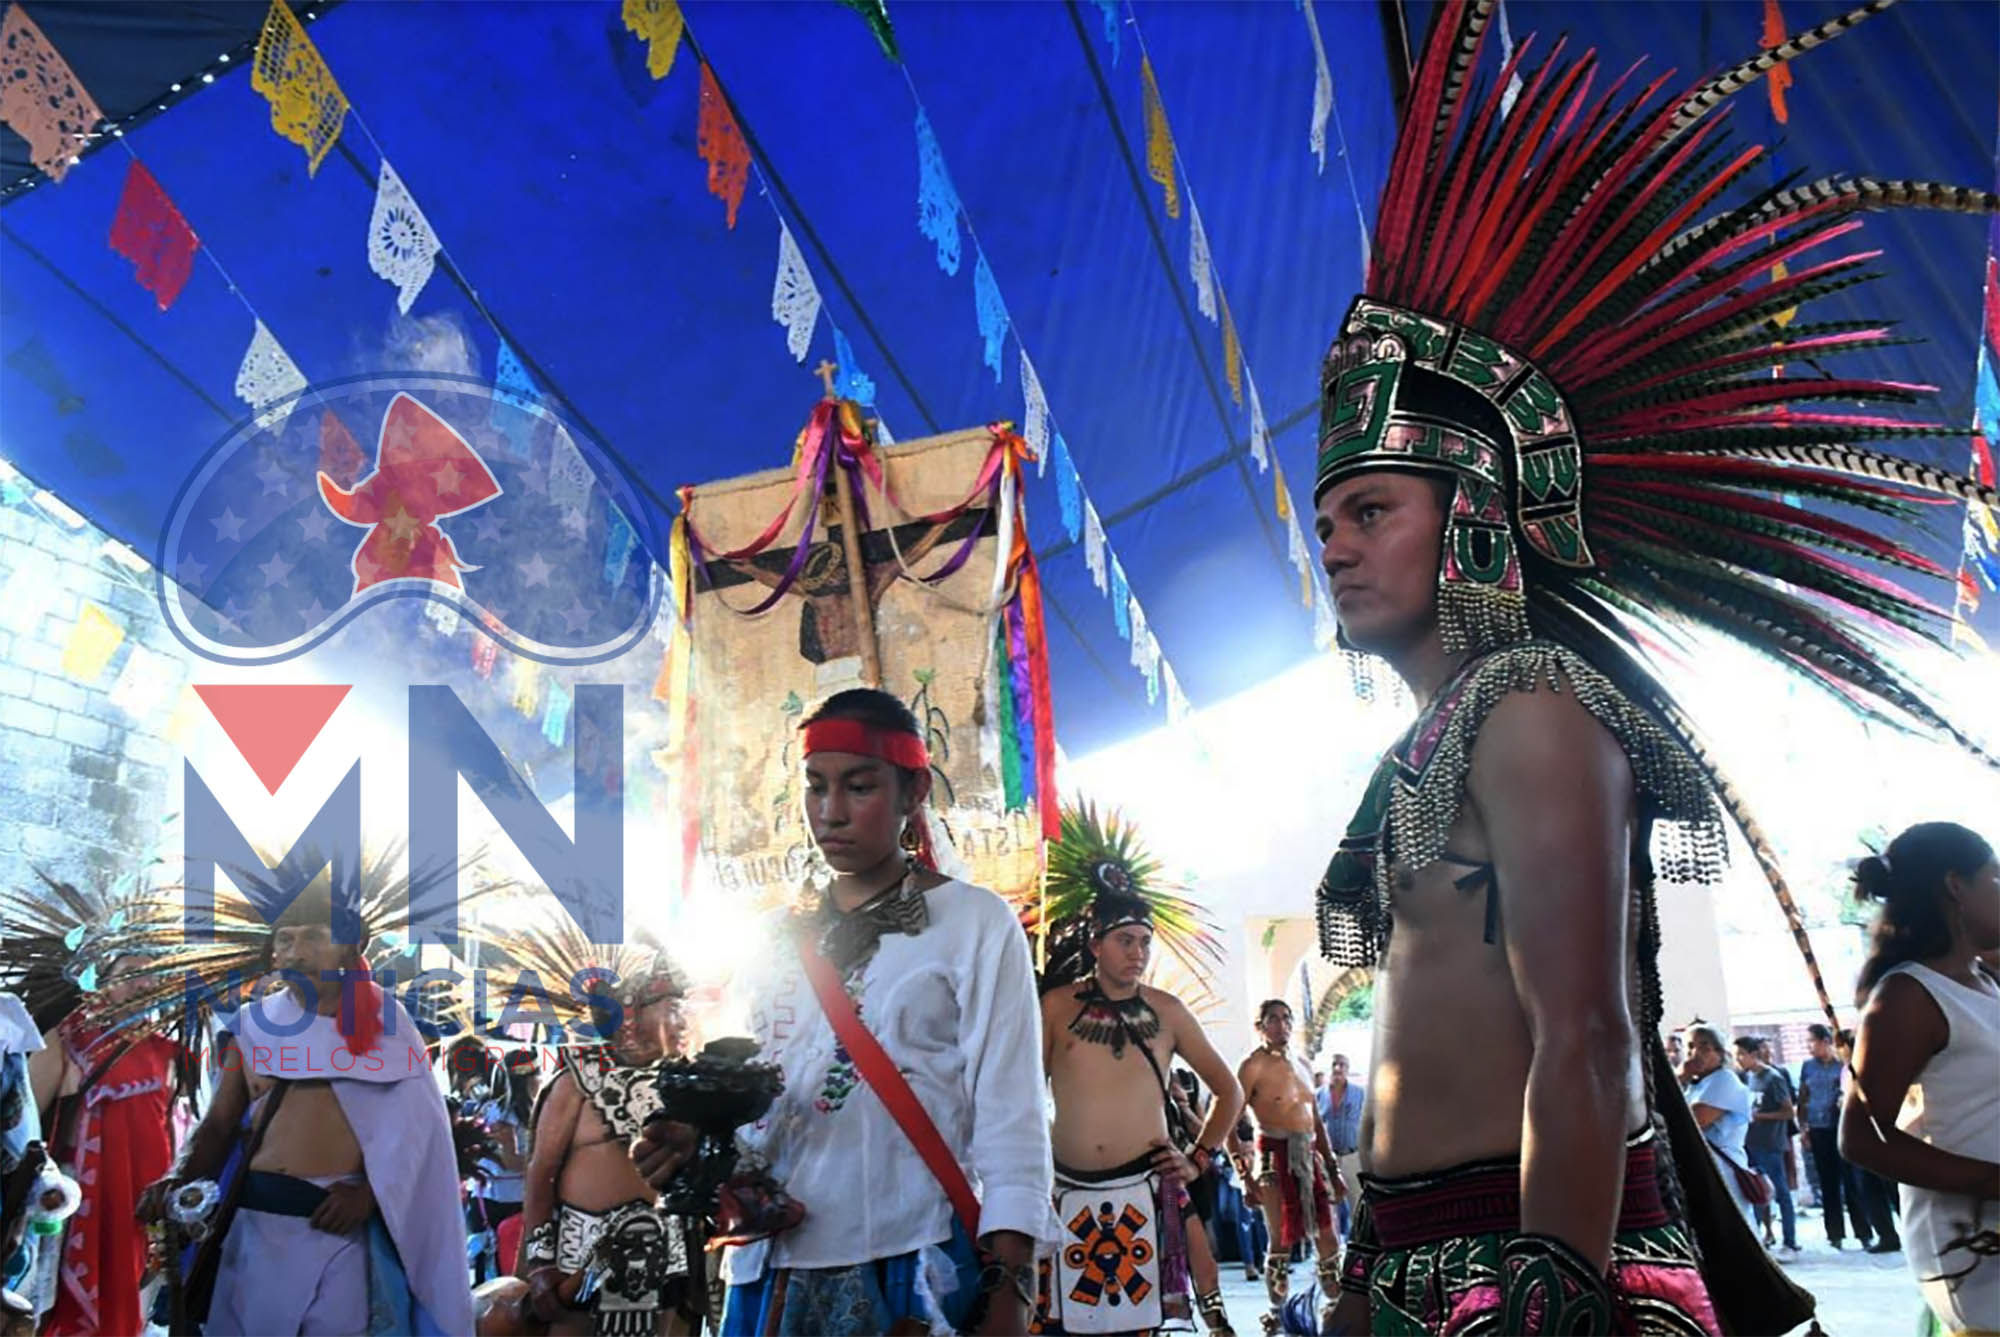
left=1050, top=1029, right=1171, bottom=1098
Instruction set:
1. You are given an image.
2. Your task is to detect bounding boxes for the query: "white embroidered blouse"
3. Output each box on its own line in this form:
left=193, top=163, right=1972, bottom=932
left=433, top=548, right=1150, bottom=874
left=724, top=878, right=1056, bottom=1278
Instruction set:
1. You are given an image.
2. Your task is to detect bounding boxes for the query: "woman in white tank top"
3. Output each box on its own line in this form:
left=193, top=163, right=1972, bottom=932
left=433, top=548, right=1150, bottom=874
left=1842, top=822, right=2000, bottom=1337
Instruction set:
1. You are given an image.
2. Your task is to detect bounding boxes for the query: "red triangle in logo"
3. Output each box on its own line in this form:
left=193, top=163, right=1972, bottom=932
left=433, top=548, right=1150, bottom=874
left=193, top=684, right=352, bottom=795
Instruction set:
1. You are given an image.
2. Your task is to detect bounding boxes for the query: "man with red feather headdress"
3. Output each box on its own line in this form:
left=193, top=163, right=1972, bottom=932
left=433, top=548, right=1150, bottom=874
left=1307, top=1, right=1998, bottom=1333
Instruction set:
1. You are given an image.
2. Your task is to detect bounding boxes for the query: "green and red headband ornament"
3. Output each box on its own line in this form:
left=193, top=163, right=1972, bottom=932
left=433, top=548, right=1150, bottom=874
left=1311, top=0, right=1999, bottom=718
left=1316, top=298, right=1591, bottom=655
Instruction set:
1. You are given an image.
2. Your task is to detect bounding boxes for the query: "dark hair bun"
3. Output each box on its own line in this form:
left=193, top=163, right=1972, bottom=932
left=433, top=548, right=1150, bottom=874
left=1853, top=854, right=1894, bottom=905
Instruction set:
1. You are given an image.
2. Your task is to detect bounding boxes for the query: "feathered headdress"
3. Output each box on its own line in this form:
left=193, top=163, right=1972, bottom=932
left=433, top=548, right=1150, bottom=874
left=1026, top=801, right=1223, bottom=1001
left=0, top=870, right=180, bottom=1035
left=1317, top=0, right=1999, bottom=1027
left=59, top=843, right=503, bottom=1049
left=482, top=910, right=689, bottom=1044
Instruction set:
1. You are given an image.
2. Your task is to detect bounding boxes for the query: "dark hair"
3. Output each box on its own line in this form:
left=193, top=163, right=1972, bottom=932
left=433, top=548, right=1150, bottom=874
left=500, top=1048, right=540, bottom=1125
left=802, top=689, right=926, bottom=790
left=1853, top=822, right=1995, bottom=1003
left=447, top=1035, right=497, bottom=1088
left=1088, top=892, right=1153, bottom=939
left=1256, top=998, right=1291, bottom=1023
left=804, top=688, right=922, bottom=736
left=1733, top=1035, right=1761, bottom=1053
left=1808, top=1023, right=1832, bottom=1043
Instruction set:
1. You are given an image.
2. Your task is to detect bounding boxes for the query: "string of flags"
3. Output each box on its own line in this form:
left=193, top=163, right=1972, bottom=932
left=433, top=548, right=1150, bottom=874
left=0, top=0, right=647, bottom=755
left=1115, top=4, right=1341, bottom=656
left=0, top=515, right=192, bottom=725
left=885, top=58, right=1198, bottom=722
left=0, top=0, right=1388, bottom=739
left=107, top=161, right=197, bottom=311
left=7, top=0, right=1207, bottom=727
left=631, top=3, right=1199, bottom=724
left=1298, top=0, right=1372, bottom=278
left=0, top=4, right=101, bottom=182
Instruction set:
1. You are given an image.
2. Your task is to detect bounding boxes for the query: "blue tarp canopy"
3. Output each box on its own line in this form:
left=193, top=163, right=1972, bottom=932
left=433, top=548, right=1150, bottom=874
left=4, top=0, right=1994, bottom=756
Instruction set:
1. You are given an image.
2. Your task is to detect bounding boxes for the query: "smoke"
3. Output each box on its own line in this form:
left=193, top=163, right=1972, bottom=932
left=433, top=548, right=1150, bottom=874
left=358, top=310, right=481, bottom=380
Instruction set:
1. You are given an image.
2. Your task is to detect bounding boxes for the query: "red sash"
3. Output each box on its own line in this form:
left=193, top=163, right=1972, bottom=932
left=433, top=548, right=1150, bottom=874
left=796, top=941, right=982, bottom=1240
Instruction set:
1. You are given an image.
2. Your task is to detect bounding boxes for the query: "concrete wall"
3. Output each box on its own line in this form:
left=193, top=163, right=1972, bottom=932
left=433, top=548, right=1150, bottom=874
left=0, top=496, right=193, bottom=903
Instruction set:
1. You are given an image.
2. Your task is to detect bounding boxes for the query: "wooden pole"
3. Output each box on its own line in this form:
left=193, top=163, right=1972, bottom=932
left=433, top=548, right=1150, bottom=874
left=829, top=457, right=883, bottom=689
left=814, top=364, right=885, bottom=688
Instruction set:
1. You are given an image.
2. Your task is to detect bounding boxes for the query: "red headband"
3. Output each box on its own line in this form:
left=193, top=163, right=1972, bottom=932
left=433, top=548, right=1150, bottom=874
left=801, top=718, right=931, bottom=771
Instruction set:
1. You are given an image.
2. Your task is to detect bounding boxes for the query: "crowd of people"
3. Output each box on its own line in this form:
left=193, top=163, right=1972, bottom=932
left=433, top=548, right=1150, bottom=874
left=0, top=683, right=1988, bottom=1337
left=1675, top=1020, right=1903, bottom=1259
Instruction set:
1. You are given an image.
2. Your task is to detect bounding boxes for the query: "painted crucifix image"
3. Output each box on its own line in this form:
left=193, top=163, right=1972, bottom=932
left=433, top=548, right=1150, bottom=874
left=700, top=501, right=993, bottom=664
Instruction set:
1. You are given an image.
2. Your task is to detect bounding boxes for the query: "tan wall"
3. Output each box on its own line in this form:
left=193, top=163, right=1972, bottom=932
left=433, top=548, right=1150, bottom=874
left=1655, top=875, right=1734, bottom=1038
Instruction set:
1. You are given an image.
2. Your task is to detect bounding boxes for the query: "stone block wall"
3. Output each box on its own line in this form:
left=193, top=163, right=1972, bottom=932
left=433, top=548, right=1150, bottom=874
left=0, top=497, right=192, bottom=903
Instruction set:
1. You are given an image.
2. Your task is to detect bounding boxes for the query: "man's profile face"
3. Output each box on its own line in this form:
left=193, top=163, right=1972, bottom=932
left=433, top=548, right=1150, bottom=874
left=271, top=923, right=356, bottom=990
left=611, top=993, right=687, bottom=1066
left=1734, top=1043, right=1761, bottom=1071
left=1091, top=924, right=1152, bottom=991
left=1315, top=470, right=1449, bottom=656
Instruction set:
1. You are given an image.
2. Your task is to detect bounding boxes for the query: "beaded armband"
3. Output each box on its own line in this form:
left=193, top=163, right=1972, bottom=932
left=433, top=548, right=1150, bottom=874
left=522, top=1219, right=559, bottom=1267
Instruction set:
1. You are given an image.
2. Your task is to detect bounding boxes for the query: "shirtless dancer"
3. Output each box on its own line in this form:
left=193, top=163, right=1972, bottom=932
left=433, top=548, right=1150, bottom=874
left=140, top=886, right=473, bottom=1334
left=1041, top=862, right=1244, bottom=1336
left=1232, top=1000, right=1341, bottom=1334
left=519, top=951, right=703, bottom=1335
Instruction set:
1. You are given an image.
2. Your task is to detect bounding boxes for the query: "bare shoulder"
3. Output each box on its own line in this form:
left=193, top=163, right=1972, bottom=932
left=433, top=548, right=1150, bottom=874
left=1041, top=986, right=1072, bottom=1024
left=543, top=1067, right=581, bottom=1109
left=1865, top=970, right=1949, bottom=1047
left=1140, top=984, right=1194, bottom=1026
left=1477, top=681, right=1629, bottom=779
left=1467, top=682, right=1632, bottom=830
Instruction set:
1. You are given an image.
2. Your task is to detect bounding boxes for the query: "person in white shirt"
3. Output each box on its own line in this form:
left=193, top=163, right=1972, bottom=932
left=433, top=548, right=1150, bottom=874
left=637, top=688, right=1055, bottom=1335
left=1842, top=822, right=2000, bottom=1337
left=1680, top=1024, right=1756, bottom=1227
